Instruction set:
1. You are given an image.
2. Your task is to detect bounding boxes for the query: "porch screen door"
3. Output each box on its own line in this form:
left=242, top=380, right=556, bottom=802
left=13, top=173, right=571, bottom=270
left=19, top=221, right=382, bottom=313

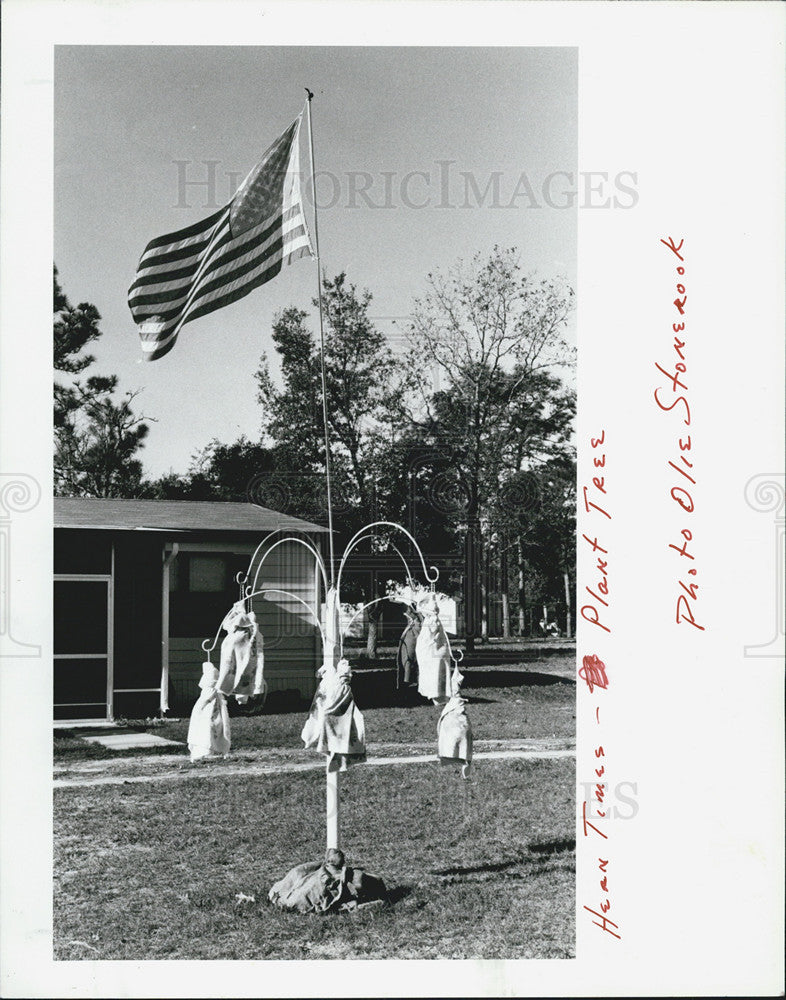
left=54, top=577, right=112, bottom=721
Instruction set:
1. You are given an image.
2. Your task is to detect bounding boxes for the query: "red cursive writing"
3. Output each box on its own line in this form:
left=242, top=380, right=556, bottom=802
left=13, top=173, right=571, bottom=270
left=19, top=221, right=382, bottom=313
left=583, top=903, right=622, bottom=940
left=581, top=432, right=612, bottom=634
left=655, top=238, right=704, bottom=632
left=580, top=678, right=621, bottom=939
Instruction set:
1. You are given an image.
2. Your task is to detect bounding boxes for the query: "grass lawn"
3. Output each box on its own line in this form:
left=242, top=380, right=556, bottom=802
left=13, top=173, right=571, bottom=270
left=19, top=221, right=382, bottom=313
left=54, top=658, right=575, bottom=763
left=54, top=757, right=574, bottom=961
left=54, top=657, right=575, bottom=960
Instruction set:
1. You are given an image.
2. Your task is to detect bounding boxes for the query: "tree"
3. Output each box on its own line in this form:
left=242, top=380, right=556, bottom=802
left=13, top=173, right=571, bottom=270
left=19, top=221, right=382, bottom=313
left=55, top=380, right=151, bottom=497
left=185, top=437, right=278, bottom=501
left=256, top=274, right=400, bottom=517
left=487, top=371, right=575, bottom=638
left=256, top=273, right=407, bottom=655
left=255, top=307, right=325, bottom=472
left=528, top=458, right=577, bottom=638
left=54, top=266, right=151, bottom=497
left=401, top=246, right=575, bottom=648
left=248, top=253, right=574, bottom=654
left=492, top=455, right=576, bottom=638
left=54, top=265, right=102, bottom=430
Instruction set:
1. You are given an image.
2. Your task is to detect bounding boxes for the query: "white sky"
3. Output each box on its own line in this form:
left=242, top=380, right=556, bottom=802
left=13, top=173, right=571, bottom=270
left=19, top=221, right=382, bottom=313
left=54, top=45, right=577, bottom=477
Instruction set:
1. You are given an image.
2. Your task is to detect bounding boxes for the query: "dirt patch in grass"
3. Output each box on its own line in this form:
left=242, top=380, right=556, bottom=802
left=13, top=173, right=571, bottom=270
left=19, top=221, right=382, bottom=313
left=54, top=757, right=574, bottom=961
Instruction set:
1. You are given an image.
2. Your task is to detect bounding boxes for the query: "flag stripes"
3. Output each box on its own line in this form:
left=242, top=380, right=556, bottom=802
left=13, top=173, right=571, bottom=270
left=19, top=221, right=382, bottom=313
left=128, top=114, right=313, bottom=361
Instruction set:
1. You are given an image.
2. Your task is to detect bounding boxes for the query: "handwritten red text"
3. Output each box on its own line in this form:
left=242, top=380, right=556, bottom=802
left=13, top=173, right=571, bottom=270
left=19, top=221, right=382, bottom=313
left=580, top=655, right=621, bottom=940
left=655, top=238, right=704, bottom=631
left=581, top=431, right=611, bottom=634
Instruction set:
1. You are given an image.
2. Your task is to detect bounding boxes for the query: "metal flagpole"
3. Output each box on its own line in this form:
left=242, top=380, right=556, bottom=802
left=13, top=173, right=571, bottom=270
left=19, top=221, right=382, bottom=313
left=305, top=89, right=336, bottom=590
left=305, top=88, right=341, bottom=853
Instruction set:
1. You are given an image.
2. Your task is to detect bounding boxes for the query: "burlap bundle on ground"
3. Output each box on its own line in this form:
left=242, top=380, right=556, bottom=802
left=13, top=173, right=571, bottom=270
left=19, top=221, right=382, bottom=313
left=268, top=850, right=387, bottom=914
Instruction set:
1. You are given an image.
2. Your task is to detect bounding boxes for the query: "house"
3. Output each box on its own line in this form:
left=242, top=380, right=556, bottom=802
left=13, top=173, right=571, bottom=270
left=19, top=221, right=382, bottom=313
left=54, top=498, right=328, bottom=723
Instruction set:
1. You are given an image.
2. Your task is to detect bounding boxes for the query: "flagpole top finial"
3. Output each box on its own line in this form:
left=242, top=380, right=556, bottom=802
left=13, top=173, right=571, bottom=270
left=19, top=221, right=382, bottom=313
left=305, top=88, right=314, bottom=101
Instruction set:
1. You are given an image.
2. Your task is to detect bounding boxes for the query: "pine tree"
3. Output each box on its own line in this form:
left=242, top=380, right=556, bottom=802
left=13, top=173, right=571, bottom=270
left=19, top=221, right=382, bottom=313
left=54, top=266, right=151, bottom=497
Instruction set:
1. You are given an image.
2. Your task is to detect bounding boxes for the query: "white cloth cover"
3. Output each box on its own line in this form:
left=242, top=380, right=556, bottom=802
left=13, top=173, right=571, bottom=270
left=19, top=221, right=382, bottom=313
left=437, top=696, right=473, bottom=773
left=216, top=602, right=266, bottom=704
left=437, top=666, right=473, bottom=776
left=302, top=658, right=366, bottom=772
left=415, top=592, right=452, bottom=703
left=187, top=662, right=231, bottom=760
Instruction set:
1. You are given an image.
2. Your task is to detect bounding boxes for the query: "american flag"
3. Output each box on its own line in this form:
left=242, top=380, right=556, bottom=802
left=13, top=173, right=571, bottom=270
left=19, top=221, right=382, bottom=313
left=128, top=115, right=314, bottom=361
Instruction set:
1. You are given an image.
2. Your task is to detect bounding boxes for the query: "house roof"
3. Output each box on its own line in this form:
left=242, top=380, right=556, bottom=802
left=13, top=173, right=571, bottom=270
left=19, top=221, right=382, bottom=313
left=54, top=498, right=329, bottom=535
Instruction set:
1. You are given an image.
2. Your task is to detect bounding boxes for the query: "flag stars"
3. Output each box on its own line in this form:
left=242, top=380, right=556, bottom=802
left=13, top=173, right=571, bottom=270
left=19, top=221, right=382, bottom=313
left=128, top=114, right=311, bottom=361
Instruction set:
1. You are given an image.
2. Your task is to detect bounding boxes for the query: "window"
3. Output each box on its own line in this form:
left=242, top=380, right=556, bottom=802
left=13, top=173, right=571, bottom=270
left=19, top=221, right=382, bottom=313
left=188, top=555, right=227, bottom=593
left=170, top=553, right=232, bottom=594
left=168, top=552, right=250, bottom=638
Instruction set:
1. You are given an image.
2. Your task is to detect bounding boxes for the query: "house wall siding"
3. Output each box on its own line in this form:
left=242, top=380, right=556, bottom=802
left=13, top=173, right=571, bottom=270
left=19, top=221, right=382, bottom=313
left=54, top=524, right=322, bottom=721
left=167, top=539, right=320, bottom=711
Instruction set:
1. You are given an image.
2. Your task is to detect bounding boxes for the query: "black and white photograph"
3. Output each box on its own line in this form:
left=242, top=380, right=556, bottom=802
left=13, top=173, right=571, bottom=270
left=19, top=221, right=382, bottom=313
left=51, top=44, right=578, bottom=961
left=0, top=2, right=783, bottom=998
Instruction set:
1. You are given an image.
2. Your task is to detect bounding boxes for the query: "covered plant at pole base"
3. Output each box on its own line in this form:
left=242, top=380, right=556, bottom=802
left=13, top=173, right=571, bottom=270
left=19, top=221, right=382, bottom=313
left=268, top=848, right=388, bottom=915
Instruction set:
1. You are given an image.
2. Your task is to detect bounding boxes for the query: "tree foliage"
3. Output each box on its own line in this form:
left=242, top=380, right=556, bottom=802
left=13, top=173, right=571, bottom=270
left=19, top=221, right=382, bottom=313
left=54, top=265, right=103, bottom=429
left=255, top=272, right=399, bottom=529
left=399, top=246, right=576, bottom=641
left=127, top=249, right=577, bottom=642
left=54, top=266, right=151, bottom=497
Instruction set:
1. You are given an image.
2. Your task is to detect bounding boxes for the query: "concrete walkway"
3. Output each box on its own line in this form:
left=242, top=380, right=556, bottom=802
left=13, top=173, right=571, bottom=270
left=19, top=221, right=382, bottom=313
left=53, top=737, right=575, bottom=789
left=80, top=732, right=182, bottom=750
